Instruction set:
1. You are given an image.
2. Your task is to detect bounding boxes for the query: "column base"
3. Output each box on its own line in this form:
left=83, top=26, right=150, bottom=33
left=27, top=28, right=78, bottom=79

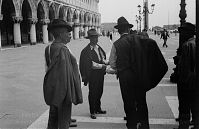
left=30, top=42, right=36, bottom=45
left=14, top=44, right=21, bottom=47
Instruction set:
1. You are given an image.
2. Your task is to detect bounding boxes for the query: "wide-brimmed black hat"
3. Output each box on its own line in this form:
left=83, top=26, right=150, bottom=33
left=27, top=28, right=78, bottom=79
left=178, top=22, right=195, bottom=33
left=85, top=29, right=100, bottom=39
left=114, top=16, right=133, bottom=29
left=48, top=19, right=72, bottom=32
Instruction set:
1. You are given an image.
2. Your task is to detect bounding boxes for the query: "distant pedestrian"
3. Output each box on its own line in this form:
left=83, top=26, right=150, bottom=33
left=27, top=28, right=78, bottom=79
left=43, top=19, right=83, bottom=129
left=79, top=29, right=108, bottom=119
left=160, top=29, right=169, bottom=47
left=107, top=16, right=168, bottom=129
left=177, top=22, right=198, bottom=129
left=109, top=32, right=113, bottom=41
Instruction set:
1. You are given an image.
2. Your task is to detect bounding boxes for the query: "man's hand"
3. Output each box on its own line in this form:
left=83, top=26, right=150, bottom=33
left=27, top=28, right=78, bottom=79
left=106, top=65, right=117, bottom=74
left=101, top=64, right=107, bottom=71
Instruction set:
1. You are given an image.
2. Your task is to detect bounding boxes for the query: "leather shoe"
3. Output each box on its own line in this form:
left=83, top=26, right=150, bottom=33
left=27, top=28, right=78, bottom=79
left=69, top=123, right=77, bottom=127
left=95, top=110, right=107, bottom=114
left=71, top=118, right=76, bottom=123
left=90, top=114, right=97, bottom=119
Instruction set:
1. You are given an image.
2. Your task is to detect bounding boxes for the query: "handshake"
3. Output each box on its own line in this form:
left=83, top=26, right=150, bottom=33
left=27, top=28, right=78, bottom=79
left=102, top=64, right=116, bottom=74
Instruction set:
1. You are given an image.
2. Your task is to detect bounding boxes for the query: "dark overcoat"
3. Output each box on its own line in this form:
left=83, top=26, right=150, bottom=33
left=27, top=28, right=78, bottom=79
left=43, top=43, right=83, bottom=107
left=127, top=34, right=168, bottom=91
left=79, top=44, right=106, bottom=85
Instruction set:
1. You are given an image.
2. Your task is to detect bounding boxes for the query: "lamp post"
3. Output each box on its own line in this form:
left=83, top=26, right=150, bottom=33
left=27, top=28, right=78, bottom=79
left=136, top=15, right=142, bottom=32
left=137, top=0, right=155, bottom=31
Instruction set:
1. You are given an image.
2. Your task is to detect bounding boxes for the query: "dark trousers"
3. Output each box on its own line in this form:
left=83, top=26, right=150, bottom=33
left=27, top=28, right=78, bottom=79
left=88, top=69, right=105, bottom=114
left=118, top=69, right=149, bottom=129
left=47, top=99, right=72, bottom=129
left=177, top=84, right=199, bottom=128
left=163, top=39, right=168, bottom=47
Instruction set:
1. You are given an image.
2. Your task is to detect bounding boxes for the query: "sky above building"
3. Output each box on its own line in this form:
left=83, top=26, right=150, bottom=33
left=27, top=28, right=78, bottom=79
left=99, top=0, right=195, bottom=29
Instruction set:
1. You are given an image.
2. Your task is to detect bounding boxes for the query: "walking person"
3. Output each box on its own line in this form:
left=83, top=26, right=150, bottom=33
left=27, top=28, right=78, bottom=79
left=79, top=29, right=108, bottom=119
left=177, top=22, right=198, bottom=129
left=43, top=19, right=83, bottom=129
left=160, top=28, right=169, bottom=47
left=107, top=16, right=168, bottom=129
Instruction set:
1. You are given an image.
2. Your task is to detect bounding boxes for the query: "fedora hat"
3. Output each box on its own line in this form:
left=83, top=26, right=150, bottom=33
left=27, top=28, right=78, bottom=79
left=114, top=16, right=133, bottom=29
left=48, top=19, right=72, bottom=32
left=85, top=29, right=100, bottom=39
left=178, top=22, right=195, bottom=33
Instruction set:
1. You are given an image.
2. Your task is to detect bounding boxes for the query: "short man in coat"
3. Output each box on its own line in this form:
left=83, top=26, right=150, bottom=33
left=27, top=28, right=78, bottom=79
left=79, top=29, right=108, bottom=119
left=43, top=19, right=83, bottom=129
left=160, top=28, right=170, bottom=47
left=108, top=16, right=168, bottom=129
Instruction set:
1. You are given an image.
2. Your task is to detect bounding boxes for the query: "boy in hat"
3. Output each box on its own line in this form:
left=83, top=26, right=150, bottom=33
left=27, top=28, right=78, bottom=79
left=79, top=29, right=108, bottom=119
left=43, top=19, right=83, bottom=129
left=108, top=16, right=168, bottom=129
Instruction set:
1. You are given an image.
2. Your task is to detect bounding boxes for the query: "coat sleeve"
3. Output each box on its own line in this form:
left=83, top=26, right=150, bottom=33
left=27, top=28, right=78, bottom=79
left=79, top=49, right=92, bottom=85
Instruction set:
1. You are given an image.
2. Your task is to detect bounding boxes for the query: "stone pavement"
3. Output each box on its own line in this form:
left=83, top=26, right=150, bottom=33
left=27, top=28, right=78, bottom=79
left=0, top=33, right=180, bottom=129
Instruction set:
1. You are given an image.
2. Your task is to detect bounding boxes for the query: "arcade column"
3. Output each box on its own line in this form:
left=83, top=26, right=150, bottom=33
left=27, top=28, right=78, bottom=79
left=84, top=24, right=89, bottom=37
left=74, top=22, right=80, bottom=39
left=41, top=19, right=50, bottom=44
left=0, top=14, right=3, bottom=49
left=29, top=18, right=37, bottom=45
left=13, top=16, right=22, bottom=47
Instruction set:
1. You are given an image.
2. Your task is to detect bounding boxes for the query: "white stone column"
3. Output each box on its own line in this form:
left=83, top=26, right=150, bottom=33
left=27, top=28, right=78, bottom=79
left=74, top=23, right=80, bottom=39
left=84, top=25, right=89, bottom=37
left=80, top=24, right=84, bottom=38
left=13, top=17, right=22, bottom=47
left=0, top=29, right=1, bottom=49
left=42, top=19, right=50, bottom=44
left=29, top=19, right=37, bottom=45
left=97, top=27, right=101, bottom=34
left=42, top=24, right=48, bottom=44
left=0, top=15, right=2, bottom=49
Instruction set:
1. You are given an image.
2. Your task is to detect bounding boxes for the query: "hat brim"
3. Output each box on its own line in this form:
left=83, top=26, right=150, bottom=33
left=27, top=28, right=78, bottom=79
left=114, top=24, right=133, bottom=29
left=48, top=25, right=72, bottom=32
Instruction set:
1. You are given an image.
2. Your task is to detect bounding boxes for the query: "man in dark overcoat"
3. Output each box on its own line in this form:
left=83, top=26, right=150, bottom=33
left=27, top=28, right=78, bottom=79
left=43, top=19, right=83, bottom=129
left=160, top=28, right=170, bottom=47
left=108, top=16, right=168, bottom=129
left=177, top=22, right=198, bottom=129
left=79, top=29, right=108, bottom=119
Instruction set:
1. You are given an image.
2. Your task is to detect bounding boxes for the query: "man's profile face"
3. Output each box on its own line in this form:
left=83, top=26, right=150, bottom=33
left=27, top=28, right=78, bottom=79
left=60, top=28, right=71, bottom=44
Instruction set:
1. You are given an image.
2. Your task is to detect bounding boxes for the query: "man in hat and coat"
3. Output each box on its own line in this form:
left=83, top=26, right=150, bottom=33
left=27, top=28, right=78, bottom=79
left=43, top=19, right=83, bottom=129
left=160, top=28, right=170, bottom=48
left=108, top=16, right=168, bottom=129
left=177, top=22, right=198, bottom=129
left=79, top=29, right=108, bottom=119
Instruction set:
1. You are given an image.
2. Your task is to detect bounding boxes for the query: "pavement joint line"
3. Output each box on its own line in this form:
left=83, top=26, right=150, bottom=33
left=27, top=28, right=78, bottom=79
left=27, top=109, right=178, bottom=129
left=166, top=96, right=179, bottom=119
left=0, top=46, right=28, bottom=51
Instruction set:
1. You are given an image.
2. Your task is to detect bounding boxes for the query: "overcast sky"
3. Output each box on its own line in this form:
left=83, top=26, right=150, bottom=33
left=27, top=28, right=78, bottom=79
left=99, top=0, right=195, bottom=29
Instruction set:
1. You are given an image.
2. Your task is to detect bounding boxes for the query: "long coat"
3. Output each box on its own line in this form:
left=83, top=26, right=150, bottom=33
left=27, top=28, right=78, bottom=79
left=79, top=44, right=106, bottom=85
left=178, top=37, right=196, bottom=90
left=126, top=34, right=168, bottom=91
left=43, top=43, right=83, bottom=107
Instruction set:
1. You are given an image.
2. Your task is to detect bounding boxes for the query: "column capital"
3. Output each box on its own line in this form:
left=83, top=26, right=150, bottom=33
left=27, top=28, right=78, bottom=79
left=12, top=16, right=23, bottom=23
left=28, top=18, right=38, bottom=24
left=41, top=19, right=50, bottom=25
left=67, top=22, right=74, bottom=26
left=74, top=22, right=80, bottom=27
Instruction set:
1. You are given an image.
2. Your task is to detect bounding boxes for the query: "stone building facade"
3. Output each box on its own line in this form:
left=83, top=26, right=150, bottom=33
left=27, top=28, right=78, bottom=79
left=0, top=0, right=101, bottom=47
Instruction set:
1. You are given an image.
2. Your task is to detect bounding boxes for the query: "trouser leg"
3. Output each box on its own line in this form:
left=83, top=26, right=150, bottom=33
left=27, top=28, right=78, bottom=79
left=96, top=75, right=104, bottom=111
left=47, top=106, right=58, bottom=129
left=119, top=70, right=137, bottom=129
left=58, top=101, right=72, bottom=129
left=136, top=92, right=149, bottom=129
